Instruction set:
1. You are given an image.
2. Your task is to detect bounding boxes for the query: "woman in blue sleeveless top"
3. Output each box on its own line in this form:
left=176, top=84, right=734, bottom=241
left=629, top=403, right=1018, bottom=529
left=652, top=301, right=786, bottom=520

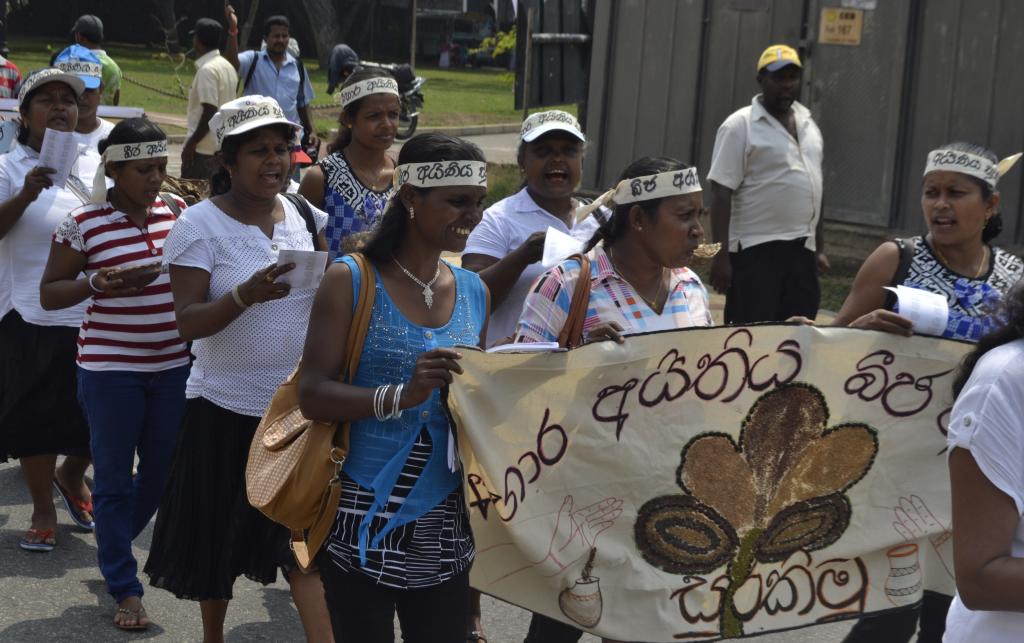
left=299, top=133, right=490, bottom=643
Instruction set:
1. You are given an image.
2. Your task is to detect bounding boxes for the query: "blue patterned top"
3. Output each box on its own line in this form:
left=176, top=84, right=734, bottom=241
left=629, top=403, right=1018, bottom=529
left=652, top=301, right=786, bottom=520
left=335, top=255, right=486, bottom=570
left=319, top=152, right=393, bottom=259
left=896, top=236, right=1023, bottom=342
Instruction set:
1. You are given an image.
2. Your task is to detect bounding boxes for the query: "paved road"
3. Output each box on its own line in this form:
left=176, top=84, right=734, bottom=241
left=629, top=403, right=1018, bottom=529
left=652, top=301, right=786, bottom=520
left=0, top=455, right=853, bottom=642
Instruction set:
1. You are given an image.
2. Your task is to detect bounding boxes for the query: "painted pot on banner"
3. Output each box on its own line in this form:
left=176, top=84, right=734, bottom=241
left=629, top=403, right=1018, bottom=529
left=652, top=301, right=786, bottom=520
left=885, top=543, right=923, bottom=606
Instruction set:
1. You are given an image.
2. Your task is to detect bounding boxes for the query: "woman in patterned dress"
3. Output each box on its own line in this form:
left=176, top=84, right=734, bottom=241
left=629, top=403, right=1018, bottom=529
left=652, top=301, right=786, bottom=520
left=835, top=141, right=1023, bottom=343
left=835, top=142, right=1024, bottom=641
left=299, top=67, right=398, bottom=258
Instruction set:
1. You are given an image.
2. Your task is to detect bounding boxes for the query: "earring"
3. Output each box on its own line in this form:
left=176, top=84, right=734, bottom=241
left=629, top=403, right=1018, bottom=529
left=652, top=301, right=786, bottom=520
left=409, top=206, right=415, bottom=220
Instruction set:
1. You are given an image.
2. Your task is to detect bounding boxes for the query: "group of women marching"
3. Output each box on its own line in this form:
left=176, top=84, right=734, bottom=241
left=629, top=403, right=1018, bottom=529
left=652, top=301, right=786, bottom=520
left=1, top=60, right=1023, bottom=643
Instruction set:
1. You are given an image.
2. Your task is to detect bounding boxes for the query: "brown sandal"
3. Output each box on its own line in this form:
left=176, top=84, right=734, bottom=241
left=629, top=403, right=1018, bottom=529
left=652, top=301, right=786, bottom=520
left=114, top=606, right=149, bottom=631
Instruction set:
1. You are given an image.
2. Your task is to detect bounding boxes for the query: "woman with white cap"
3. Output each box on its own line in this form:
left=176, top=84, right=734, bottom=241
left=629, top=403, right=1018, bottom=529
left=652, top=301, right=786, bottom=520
left=39, top=117, right=187, bottom=631
left=142, top=95, right=334, bottom=643
left=0, top=67, right=99, bottom=552
left=299, top=67, right=400, bottom=258
left=463, top=109, right=601, bottom=349
left=513, top=156, right=714, bottom=643
left=835, top=142, right=1024, bottom=642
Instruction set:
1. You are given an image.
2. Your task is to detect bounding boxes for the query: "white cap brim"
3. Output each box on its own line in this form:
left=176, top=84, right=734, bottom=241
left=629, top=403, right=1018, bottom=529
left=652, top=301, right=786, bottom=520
left=521, top=122, right=586, bottom=144
left=19, top=72, right=86, bottom=104
left=218, top=116, right=299, bottom=150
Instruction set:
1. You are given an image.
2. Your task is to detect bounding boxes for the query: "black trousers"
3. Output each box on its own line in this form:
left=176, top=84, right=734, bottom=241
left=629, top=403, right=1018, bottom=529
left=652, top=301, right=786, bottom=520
left=842, top=592, right=952, bottom=643
left=724, top=238, right=821, bottom=324
left=318, top=558, right=470, bottom=643
left=524, top=612, right=654, bottom=643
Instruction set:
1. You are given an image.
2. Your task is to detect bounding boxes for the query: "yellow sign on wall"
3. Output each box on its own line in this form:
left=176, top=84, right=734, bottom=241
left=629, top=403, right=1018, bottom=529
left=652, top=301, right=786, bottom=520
left=820, top=7, right=864, bottom=46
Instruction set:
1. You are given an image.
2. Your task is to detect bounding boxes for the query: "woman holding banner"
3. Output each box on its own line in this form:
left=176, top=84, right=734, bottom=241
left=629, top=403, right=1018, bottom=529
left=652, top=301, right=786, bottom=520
left=944, top=282, right=1024, bottom=642
left=835, top=144, right=1023, bottom=641
left=512, top=156, right=712, bottom=643
left=834, top=142, right=1023, bottom=343
left=298, top=133, right=490, bottom=642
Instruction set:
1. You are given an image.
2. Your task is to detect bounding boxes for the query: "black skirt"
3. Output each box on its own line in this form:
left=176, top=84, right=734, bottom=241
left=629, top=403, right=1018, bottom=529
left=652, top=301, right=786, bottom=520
left=0, top=310, right=90, bottom=462
left=143, top=396, right=297, bottom=601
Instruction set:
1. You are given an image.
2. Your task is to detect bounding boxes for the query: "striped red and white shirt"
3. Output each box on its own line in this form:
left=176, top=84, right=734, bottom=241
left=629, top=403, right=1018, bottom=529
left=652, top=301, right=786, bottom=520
left=53, top=197, right=190, bottom=372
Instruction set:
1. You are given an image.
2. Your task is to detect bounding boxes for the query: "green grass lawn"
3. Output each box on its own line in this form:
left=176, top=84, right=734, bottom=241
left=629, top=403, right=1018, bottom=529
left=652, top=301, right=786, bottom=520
left=8, top=37, right=573, bottom=137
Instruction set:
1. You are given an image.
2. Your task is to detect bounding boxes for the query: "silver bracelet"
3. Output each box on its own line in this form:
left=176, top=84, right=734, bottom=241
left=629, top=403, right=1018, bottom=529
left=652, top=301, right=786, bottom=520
left=88, top=272, right=102, bottom=293
left=388, top=383, right=404, bottom=420
left=373, top=384, right=391, bottom=422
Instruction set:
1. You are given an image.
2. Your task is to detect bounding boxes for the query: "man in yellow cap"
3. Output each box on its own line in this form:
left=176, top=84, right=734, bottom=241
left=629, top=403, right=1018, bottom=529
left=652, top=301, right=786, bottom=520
left=708, top=44, right=829, bottom=323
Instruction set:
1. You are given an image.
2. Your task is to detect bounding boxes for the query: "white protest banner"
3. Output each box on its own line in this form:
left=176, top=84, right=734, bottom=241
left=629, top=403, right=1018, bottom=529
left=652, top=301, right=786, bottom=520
left=448, top=325, right=969, bottom=641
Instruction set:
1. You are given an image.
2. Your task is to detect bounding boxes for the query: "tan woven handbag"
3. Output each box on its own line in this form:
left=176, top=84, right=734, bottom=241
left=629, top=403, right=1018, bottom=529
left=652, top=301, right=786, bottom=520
left=246, top=252, right=375, bottom=570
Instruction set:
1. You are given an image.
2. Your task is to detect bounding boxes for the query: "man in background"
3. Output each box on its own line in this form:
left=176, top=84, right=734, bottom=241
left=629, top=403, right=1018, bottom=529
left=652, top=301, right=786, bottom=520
left=182, top=18, right=238, bottom=181
left=54, top=44, right=112, bottom=150
left=70, top=14, right=121, bottom=105
left=708, top=44, right=829, bottom=323
left=223, top=7, right=318, bottom=154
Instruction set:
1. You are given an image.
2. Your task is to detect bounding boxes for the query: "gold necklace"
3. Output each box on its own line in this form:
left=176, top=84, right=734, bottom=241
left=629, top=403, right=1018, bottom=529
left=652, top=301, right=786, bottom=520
left=608, top=247, right=667, bottom=311
left=930, top=238, right=989, bottom=279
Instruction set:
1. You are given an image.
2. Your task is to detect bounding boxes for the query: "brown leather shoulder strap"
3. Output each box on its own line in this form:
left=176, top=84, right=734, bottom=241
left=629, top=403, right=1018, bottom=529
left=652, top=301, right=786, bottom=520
left=557, top=253, right=593, bottom=349
left=345, top=252, right=374, bottom=381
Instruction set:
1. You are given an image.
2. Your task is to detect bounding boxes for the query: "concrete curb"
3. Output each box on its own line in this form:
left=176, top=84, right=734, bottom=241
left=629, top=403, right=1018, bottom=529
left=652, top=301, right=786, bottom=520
left=416, top=122, right=521, bottom=136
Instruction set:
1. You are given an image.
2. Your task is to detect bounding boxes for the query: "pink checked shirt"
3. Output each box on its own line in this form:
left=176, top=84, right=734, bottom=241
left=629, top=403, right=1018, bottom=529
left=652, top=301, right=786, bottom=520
left=513, top=244, right=713, bottom=344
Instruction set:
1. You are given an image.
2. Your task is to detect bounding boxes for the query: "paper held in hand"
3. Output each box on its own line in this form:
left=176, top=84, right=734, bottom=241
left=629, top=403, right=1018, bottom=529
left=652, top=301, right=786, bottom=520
left=38, top=128, right=79, bottom=189
left=884, top=285, right=949, bottom=336
left=541, top=226, right=586, bottom=269
left=276, top=249, right=329, bottom=289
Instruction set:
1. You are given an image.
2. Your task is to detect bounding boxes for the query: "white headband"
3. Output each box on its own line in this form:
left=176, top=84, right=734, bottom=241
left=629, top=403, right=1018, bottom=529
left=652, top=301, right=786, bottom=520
left=394, top=160, right=488, bottom=190
left=575, top=167, right=702, bottom=223
left=338, top=77, right=399, bottom=108
left=924, top=149, right=1022, bottom=190
left=91, top=140, right=169, bottom=204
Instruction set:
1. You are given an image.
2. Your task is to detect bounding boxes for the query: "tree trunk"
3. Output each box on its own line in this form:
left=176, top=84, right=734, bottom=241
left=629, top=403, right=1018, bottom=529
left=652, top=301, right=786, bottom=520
left=299, top=0, right=345, bottom=65
left=151, top=0, right=181, bottom=54
left=239, top=0, right=261, bottom=50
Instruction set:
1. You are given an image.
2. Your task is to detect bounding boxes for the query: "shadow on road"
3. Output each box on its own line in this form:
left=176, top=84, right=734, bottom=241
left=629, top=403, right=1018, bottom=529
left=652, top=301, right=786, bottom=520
left=225, top=587, right=304, bottom=642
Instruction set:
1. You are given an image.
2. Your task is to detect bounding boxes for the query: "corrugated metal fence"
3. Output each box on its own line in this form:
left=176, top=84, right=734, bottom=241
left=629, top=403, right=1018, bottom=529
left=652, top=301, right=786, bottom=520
left=582, top=0, right=1024, bottom=241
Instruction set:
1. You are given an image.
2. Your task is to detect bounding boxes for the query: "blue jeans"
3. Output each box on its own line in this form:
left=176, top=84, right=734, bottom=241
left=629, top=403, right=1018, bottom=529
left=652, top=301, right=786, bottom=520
left=77, top=365, right=188, bottom=602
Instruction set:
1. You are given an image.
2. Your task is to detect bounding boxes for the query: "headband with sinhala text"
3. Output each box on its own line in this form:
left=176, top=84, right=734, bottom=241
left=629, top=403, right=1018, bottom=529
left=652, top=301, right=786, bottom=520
left=393, top=160, right=488, bottom=190
left=338, top=77, right=400, bottom=108
left=924, top=149, right=1022, bottom=189
left=91, top=140, right=169, bottom=204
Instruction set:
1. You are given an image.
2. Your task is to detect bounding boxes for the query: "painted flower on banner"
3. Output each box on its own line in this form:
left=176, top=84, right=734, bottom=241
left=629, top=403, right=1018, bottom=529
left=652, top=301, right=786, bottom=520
left=634, top=383, right=878, bottom=638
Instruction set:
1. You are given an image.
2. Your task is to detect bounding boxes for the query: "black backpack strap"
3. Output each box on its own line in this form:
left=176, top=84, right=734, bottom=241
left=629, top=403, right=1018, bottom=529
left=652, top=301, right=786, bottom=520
left=885, top=237, right=918, bottom=310
left=240, top=52, right=259, bottom=93
left=159, top=193, right=181, bottom=217
left=296, top=57, right=307, bottom=104
left=282, top=192, right=321, bottom=251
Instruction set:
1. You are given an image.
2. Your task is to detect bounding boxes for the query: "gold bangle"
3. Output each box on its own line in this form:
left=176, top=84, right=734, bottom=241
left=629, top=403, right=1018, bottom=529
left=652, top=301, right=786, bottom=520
left=231, top=285, right=250, bottom=309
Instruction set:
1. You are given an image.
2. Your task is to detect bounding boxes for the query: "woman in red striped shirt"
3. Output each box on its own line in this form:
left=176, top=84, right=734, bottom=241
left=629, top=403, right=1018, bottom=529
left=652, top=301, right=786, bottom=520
left=40, top=117, right=188, bottom=631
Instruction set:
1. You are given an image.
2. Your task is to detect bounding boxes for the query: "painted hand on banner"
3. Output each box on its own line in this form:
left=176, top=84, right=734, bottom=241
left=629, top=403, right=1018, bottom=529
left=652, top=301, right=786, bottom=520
left=538, top=495, right=624, bottom=577
left=892, top=494, right=953, bottom=579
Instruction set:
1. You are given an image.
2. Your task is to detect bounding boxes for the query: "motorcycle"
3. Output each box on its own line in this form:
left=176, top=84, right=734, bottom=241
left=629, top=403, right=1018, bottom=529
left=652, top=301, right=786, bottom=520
left=355, top=60, right=425, bottom=140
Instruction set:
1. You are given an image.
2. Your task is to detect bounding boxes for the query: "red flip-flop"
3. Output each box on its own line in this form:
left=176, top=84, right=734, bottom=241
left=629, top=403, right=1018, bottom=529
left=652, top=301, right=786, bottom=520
left=53, top=478, right=95, bottom=531
left=19, top=527, right=56, bottom=552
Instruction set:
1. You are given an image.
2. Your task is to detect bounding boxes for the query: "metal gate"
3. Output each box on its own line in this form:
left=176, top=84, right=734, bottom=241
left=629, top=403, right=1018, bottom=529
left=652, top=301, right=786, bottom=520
left=581, top=0, right=1024, bottom=242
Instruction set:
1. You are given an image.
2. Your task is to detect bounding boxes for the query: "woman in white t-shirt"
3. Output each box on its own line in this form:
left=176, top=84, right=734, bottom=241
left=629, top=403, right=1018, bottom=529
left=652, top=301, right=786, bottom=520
left=463, top=110, right=601, bottom=349
left=0, top=68, right=100, bottom=552
left=944, top=282, right=1024, bottom=642
left=142, top=96, right=334, bottom=643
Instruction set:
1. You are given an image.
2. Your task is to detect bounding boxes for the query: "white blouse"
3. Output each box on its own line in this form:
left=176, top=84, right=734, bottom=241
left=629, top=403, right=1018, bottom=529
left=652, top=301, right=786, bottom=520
left=0, top=142, right=100, bottom=327
left=162, top=195, right=328, bottom=416
left=945, top=338, right=1024, bottom=642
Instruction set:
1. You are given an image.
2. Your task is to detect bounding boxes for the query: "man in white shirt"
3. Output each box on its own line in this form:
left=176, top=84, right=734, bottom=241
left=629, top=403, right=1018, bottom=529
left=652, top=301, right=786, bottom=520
left=708, top=44, right=829, bottom=323
left=182, top=18, right=238, bottom=180
left=54, top=44, right=113, bottom=151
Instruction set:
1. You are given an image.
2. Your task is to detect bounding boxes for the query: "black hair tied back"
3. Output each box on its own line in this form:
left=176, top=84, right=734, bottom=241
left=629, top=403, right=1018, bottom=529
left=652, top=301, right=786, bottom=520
left=359, top=133, right=485, bottom=262
left=584, top=156, right=692, bottom=252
